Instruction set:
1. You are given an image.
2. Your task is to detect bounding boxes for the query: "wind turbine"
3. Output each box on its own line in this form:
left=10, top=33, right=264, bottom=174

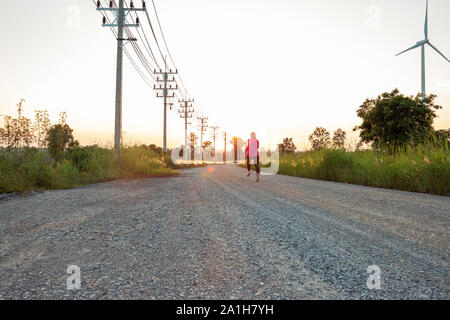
left=396, top=0, right=450, bottom=102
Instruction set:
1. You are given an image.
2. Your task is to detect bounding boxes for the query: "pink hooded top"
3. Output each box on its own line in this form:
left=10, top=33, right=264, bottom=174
left=246, top=138, right=259, bottom=157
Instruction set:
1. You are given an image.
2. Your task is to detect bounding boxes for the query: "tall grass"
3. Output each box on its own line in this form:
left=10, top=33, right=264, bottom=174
left=279, top=145, right=449, bottom=196
left=0, top=145, right=177, bottom=193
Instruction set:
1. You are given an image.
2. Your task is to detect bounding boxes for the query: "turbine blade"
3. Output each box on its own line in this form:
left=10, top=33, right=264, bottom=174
left=427, top=42, right=450, bottom=63
left=396, top=43, right=422, bottom=56
left=424, top=0, right=429, bottom=39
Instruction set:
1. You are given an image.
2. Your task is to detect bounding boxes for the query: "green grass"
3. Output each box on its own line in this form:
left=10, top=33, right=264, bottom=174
left=238, top=162, right=272, bottom=170
left=0, top=145, right=178, bottom=194
left=2, top=144, right=448, bottom=196
left=278, top=145, right=449, bottom=196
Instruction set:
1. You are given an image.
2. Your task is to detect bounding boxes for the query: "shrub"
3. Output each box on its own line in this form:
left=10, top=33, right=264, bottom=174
left=318, top=149, right=354, bottom=181
left=0, top=145, right=177, bottom=193
left=278, top=145, right=449, bottom=196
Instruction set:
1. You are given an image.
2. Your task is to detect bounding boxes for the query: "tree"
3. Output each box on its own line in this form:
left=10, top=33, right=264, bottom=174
left=148, top=144, right=163, bottom=154
left=309, top=127, right=331, bottom=150
left=279, top=138, right=297, bottom=154
left=434, top=129, right=450, bottom=147
left=16, top=99, right=34, bottom=147
left=354, top=89, right=441, bottom=149
left=230, top=137, right=243, bottom=147
left=33, top=110, right=51, bottom=148
left=202, top=141, right=212, bottom=151
left=332, top=128, right=347, bottom=149
left=0, top=99, right=34, bottom=148
left=59, top=111, right=67, bottom=125
left=46, top=123, right=76, bottom=162
left=0, top=115, right=14, bottom=147
left=0, top=127, right=4, bottom=147
left=189, top=132, right=198, bottom=161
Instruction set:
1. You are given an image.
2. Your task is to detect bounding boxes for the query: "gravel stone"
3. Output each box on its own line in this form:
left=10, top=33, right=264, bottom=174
left=0, top=165, right=448, bottom=299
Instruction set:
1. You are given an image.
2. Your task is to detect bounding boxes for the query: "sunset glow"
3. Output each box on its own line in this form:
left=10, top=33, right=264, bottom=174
left=1, top=0, right=449, bottom=149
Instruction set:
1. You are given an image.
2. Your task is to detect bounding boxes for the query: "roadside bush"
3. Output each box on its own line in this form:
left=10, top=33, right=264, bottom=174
left=50, top=160, right=83, bottom=189
left=279, top=145, right=449, bottom=196
left=318, top=149, right=354, bottom=181
left=120, top=146, right=173, bottom=177
left=0, top=148, right=54, bottom=192
left=0, top=145, right=177, bottom=194
left=21, top=150, right=54, bottom=188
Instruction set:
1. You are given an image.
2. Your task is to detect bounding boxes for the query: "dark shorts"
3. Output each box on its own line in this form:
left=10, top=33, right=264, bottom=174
left=247, top=156, right=260, bottom=174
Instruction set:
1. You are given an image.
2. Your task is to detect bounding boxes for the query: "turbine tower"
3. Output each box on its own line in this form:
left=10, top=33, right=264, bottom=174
left=396, top=0, right=449, bottom=102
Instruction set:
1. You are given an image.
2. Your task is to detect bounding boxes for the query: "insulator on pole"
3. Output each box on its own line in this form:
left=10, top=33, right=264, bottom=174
left=103, top=16, right=106, bottom=24
left=142, top=1, right=146, bottom=8
left=97, top=1, right=101, bottom=8
left=109, top=1, right=113, bottom=8
left=130, top=1, right=134, bottom=8
left=136, top=17, right=140, bottom=24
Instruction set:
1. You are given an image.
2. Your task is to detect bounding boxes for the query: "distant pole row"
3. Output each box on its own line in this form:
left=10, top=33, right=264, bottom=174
left=179, top=97, right=194, bottom=161
left=210, top=126, right=219, bottom=157
left=154, top=60, right=178, bottom=153
left=197, top=116, right=208, bottom=161
left=94, top=0, right=224, bottom=162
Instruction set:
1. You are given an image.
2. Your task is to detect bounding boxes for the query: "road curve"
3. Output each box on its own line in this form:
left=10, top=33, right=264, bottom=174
left=0, top=165, right=448, bottom=299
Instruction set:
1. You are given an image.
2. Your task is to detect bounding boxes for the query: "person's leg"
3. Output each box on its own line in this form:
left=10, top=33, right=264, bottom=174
left=255, top=156, right=260, bottom=174
left=256, top=156, right=260, bottom=182
left=246, top=155, right=251, bottom=176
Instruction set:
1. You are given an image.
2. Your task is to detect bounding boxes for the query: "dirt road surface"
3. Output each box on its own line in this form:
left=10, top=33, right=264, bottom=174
left=0, top=165, right=448, bottom=299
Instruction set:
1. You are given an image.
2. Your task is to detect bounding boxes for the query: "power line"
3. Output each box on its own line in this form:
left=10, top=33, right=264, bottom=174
left=95, top=0, right=156, bottom=88
left=124, top=1, right=188, bottom=113
left=123, top=0, right=161, bottom=69
left=143, top=5, right=166, bottom=65
left=93, top=0, right=221, bottom=152
left=135, top=1, right=195, bottom=115
left=151, top=0, right=188, bottom=96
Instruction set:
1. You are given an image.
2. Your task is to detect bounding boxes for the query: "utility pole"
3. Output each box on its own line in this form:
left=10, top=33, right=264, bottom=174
left=222, top=131, right=227, bottom=164
left=197, top=116, right=208, bottom=161
left=96, top=0, right=143, bottom=162
left=189, top=132, right=198, bottom=161
left=232, top=136, right=238, bottom=164
left=210, top=126, right=219, bottom=158
left=178, top=98, right=195, bottom=161
left=154, top=58, right=178, bottom=153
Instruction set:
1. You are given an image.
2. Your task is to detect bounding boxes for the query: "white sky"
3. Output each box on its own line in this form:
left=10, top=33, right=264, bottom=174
left=1, top=0, right=449, bottom=150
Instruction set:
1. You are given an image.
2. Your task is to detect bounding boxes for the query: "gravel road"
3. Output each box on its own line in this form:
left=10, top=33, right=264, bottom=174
left=0, top=165, right=448, bottom=300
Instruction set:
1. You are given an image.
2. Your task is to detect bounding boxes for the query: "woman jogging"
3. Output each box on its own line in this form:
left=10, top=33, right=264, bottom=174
left=246, top=132, right=260, bottom=182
